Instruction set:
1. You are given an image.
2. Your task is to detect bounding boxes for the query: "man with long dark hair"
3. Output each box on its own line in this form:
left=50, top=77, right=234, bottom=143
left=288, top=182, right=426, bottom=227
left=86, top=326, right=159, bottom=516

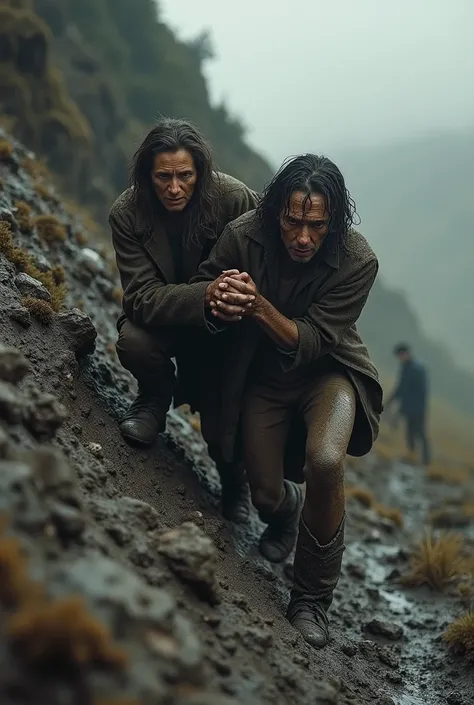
left=109, top=117, right=259, bottom=522
left=190, top=154, right=383, bottom=647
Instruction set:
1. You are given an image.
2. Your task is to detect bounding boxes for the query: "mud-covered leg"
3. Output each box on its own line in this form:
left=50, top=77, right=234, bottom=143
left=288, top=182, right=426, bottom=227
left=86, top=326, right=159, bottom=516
left=287, top=374, right=355, bottom=648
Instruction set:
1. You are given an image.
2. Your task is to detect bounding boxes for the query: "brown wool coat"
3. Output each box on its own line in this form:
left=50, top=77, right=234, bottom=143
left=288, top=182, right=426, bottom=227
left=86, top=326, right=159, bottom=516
left=109, top=172, right=260, bottom=328
left=189, top=211, right=384, bottom=462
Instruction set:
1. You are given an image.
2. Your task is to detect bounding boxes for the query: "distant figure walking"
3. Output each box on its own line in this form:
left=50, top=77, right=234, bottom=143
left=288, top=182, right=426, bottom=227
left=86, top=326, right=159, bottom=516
left=387, top=343, right=431, bottom=466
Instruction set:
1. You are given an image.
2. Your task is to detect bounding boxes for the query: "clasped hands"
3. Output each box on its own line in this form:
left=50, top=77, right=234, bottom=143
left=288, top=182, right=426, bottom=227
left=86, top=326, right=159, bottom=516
left=205, top=269, right=262, bottom=322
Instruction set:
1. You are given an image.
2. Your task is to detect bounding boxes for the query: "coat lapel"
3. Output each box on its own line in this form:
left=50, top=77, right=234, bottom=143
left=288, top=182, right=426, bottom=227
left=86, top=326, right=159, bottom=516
left=141, top=220, right=175, bottom=284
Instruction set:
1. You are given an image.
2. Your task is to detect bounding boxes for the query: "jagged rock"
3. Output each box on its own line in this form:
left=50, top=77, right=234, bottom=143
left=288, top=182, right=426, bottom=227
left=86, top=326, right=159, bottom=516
left=377, top=644, right=400, bottom=669
left=0, top=345, right=29, bottom=383
left=364, top=618, right=404, bottom=641
left=377, top=697, right=395, bottom=705
left=33, top=253, right=53, bottom=273
left=79, top=247, right=104, bottom=274
left=57, top=308, right=97, bottom=356
left=31, top=447, right=81, bottom=507
left=86, top=441, right=103, bottom=459
left=0, top=380, right=22, bottom=424
left=49, top=501, right=85, bottom=539
left=0, top=206, right=17, bottom=230
left=8, top=304, right=32, bottom=327
left=118, top=496, right=162, bottom=532
left=14, top=272, right=52, bottom=302
left=158, top=522, right=220, bottom=604
left=23, top=390, right=67, bottom=440
left=0, top=257, right=16, bottom=285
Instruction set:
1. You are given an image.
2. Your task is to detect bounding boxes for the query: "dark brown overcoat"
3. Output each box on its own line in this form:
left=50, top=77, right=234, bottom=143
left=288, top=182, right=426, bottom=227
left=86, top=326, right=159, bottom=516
left=109, top=172, right=260, bottom=328
left=189, top=210, right=384, bottom=462
left=109, top=173, right=259, bottom=408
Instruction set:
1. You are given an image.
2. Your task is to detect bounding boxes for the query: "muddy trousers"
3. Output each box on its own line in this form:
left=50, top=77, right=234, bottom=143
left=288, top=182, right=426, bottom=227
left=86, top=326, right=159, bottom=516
left=116, top=317, right=177, bottom=422
left=404, top=412, right=431, bottom=466
left=242, top=372, right=356, bottom=544
left=242, top=371, right=356, bottom=646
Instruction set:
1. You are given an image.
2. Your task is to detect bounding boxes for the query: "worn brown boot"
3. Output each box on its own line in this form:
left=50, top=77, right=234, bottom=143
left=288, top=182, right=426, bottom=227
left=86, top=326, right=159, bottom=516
left=119, top=386, right=167, bottom=446
left=219, top=463, right=251, bottom=524
left=287, top=514, right=345, bottom=649
left=258, top=480, right=304, bottom=563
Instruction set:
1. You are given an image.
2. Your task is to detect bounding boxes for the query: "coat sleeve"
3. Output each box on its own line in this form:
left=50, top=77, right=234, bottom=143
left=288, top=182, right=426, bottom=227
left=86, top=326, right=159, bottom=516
left=282, top=257, right=379, bottom=370
left=110, top=205, right=209, bottom=327
left=189, top=224, right=244, bottom=332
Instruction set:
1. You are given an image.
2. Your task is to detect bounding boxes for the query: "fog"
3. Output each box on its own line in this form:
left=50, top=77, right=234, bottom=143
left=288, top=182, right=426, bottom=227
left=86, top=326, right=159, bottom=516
left=160, top=0, right=474, bottom=165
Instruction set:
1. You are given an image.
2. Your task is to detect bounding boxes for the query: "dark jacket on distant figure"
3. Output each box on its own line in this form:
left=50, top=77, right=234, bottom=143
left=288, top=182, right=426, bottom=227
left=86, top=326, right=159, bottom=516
left=391, top=359, right=429, bottom=417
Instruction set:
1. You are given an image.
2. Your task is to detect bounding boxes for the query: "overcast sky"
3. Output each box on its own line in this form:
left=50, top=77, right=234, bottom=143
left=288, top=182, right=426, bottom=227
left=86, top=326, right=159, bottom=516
left=160, top=0, right=474, bottom=167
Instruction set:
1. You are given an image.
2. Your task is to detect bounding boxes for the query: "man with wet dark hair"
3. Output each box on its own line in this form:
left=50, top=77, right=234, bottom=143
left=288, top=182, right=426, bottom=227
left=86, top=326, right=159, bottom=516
left=109, top=117, right=259, bottom=522
left=387, top=343, right=431, bottom=465
left=190, top=153, right=383, bottom=648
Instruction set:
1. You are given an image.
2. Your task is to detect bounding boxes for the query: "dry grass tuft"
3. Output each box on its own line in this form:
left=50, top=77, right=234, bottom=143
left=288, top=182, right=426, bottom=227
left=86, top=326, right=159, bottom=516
left=345, top=485, right=403, bottom=526
left=189, top=415, right=201, bottom=433
left=21, top=157, right=50, bottom=181
left=14, top=200, right=33, bottom=233
left=112, top=287, right=123, bottom=305
left=346, top=486, right=374, bottom=508
left=75, top=230, right=88, bottom=246
left=426, top=462, right=470, bottom=486
left=0, top=138, right=14, bottom=161
left=444, top=610, right=474, bottom=661
left=51, top=263, right=66, bottom=285
left=401, top=531, right=469, bottom=590
left=21, top=296, right=55, bottom=325
left=34, top=214, right=67, bottom=245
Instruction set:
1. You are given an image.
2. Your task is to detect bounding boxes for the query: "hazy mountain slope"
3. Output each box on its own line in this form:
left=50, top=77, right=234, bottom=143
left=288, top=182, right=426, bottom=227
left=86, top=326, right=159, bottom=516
left=337, top=130, right=474, bottom=373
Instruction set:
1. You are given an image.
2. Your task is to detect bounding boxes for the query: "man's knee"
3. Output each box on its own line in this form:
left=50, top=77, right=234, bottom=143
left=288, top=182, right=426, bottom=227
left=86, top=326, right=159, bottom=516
left=116, top=319, right=174, bottom=377
left=304, top=443, right=345, bottom=491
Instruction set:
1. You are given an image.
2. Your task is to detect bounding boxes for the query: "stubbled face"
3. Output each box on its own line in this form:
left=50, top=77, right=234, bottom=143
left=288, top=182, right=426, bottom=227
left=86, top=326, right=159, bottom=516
left=151, top=149, right=197, bottom=212
left=279, top=191, right=329, bottom=263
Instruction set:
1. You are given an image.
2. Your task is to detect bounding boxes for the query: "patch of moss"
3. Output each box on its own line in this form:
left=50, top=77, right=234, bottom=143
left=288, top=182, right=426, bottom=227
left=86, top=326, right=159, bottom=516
left=0, top=517, right=43, bottom=608
left=9, top=594, right=128, bottom=670
left=34, top=214, right=66, bottom=245
left=14, top=200, right=32, bottom=232
left=0, top=137, right=14, bottom=161
left=34, top=181, right=58, bottom=204
left=444, top=610, right=474, bottom=661
left=1, top=516, right=128, bottom=674
left=1, top=220, right=67, bottom=310
left=51, top=263, right=65, bottom=285
left=21, top=296, right=55, bottom=324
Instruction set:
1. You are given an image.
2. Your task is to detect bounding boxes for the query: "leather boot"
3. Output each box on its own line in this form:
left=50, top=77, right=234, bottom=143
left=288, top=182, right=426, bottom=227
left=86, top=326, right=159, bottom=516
left=287, top=514, right=345, bottom=649
left=258, top=480, right=304, bottom=563
left=119, top=385, right=168, bottom=446
left=219, top=463, right=251, bottom=524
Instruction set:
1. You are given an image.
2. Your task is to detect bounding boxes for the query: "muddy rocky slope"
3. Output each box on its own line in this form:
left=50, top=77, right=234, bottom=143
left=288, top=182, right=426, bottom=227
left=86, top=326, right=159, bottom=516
left=0, top=129, right=473, bottom=705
